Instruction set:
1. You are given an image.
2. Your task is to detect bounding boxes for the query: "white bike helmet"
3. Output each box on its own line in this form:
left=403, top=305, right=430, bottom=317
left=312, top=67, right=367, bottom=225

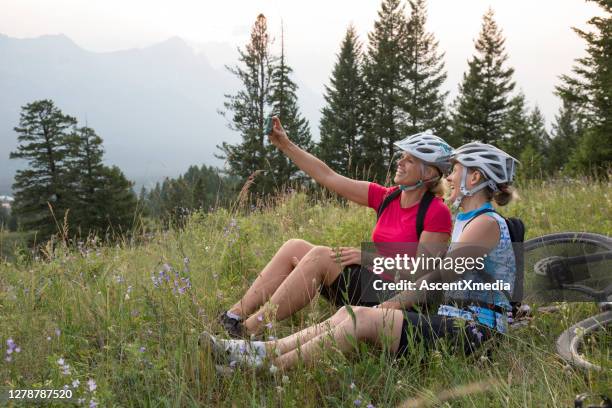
left=451, top=142, right=519, bottom=207
left=393, top=130, right=453, bottom=191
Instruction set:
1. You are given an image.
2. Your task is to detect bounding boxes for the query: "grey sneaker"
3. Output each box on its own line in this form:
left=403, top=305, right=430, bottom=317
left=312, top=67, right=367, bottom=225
left=199, top=331, right=230, bottom=363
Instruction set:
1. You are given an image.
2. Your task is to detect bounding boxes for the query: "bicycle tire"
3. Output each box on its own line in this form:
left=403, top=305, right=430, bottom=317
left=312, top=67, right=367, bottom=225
left=556, top=310, right=612, bottom=371
left=524, top=232, right=612, bottom=252
left=524, top=232, right=612, bottom=370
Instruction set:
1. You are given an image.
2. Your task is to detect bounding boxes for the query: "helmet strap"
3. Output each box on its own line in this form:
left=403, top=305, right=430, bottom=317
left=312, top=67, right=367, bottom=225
left=399, top=163, right=439, bottom=191
left=452, top=167, right=498, bottom=209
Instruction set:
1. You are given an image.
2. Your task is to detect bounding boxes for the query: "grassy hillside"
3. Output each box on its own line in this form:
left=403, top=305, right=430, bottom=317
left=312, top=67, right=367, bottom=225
left=0, top=179, right=610, bottom=407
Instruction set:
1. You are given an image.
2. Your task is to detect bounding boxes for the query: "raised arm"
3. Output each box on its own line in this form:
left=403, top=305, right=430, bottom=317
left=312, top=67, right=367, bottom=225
left=269, top=116, right=369, bottom=206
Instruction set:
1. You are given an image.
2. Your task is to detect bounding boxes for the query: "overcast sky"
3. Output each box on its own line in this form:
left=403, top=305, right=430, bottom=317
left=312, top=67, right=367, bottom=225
left=1, top=0, right=604, bottom=127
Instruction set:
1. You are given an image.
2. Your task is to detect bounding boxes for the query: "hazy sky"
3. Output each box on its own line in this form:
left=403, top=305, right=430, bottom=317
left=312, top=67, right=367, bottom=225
left=0, top=0, right=604, bottom=127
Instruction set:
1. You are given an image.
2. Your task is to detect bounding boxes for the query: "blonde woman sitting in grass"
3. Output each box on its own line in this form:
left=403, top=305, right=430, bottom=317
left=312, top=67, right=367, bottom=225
left=217, top=116, right=454, bottom=339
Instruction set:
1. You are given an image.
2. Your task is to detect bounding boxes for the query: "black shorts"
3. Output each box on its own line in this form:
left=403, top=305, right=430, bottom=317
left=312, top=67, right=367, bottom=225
left=320, top=264, right=395, bottom=307
left=396, top=312, right=493, bottom=358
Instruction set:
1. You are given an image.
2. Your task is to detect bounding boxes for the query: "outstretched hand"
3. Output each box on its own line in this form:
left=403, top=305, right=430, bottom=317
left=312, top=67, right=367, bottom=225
left=330, top=247, right=362, bottom=267
left=267, top=116, right=290, bottom=148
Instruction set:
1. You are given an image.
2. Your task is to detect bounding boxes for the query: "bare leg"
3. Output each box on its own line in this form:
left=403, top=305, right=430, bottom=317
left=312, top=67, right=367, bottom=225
left=268, top=306, right=405, bottom=370
left=228, top=239, right=314, bottom=318
left=266, top=306, right=354, bottom=355
left=243, top=246, right=344, bottom=334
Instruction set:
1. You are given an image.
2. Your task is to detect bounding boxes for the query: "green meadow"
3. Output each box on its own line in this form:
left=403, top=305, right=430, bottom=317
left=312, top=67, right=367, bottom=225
left=1, top=179, right=610, bottom=407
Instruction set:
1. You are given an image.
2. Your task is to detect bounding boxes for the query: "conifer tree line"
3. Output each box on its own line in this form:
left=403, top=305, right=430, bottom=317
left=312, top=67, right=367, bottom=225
left=222, top=0, right=610, bottom=189
left=9, top=99, right=138, bottom=240
left=140, top=165, right=241, bottom=227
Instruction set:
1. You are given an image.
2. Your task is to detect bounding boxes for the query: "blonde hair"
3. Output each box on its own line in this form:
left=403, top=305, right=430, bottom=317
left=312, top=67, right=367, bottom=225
left=427, top=177, right=447, bottom=197
left=425, top=165, right=447, bottom=197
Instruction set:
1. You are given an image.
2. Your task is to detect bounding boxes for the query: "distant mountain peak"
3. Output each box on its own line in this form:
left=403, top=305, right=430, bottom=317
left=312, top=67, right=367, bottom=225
left=146, top=36, right=192, bottom=54
left=32, top=33, right=78, bottom=47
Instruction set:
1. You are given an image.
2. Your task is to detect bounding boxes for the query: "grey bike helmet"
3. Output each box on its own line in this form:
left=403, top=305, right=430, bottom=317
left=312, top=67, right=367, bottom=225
left=393, top=130, right=453, bottom=191
left=394, top=130, right=453, bottom=174
left=451, top=142, right=519, bottom=207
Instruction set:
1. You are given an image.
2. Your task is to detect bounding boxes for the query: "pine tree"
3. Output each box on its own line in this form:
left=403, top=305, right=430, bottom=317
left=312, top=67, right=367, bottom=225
left=361, top=0, right=409, bottom=181
left=527, top=107, right=550, bottom=153
left=95, top=165, right=137, bottom=236
left=548, top=98, right=583, bottom=173
left=501, top=93, right=531, bottom=159
left=452, top=8, right=515, bottom=145
left=217, top=14, right=275, bottom=195
left=401, top=0, right=450, bottom=140
left=267, top=23, right=314, bottom=189
left=61, top=125, right=138, bottom=236
left=556, top=0, right=611, bottom=174
left=520, top=106, right=550, bottom=179
left=64, top=126, right=106, bottom=234
left=9, top=100, right=77, bottom=237
left=318, top=25, right=366, bottom=176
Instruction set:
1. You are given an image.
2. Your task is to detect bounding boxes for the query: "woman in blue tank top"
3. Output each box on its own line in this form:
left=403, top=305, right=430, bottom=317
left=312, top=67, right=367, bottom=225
left=203, top=143, right=521, bottom=372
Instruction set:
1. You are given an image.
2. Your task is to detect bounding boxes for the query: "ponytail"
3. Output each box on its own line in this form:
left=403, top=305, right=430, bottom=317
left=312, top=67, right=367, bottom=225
left=486, top=183, right=517, bottom=206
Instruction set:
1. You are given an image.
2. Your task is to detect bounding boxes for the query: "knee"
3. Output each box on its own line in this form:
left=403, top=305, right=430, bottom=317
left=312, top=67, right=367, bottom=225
left=335, top=305, right=349, bottom=319
left=282, top=239, right=314, bottom=258
left=351, top=307, right=378, bottom=336
left=336, top=305, right=366, bottom=321
left=283, top=238, right=307, bottom=249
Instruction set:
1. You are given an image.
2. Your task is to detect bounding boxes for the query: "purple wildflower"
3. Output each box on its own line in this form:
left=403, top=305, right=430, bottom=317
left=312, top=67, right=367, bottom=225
left=55, top=329, right=61, bottom=337
left=72, top=379, right=80, bottom=388
left=87, top=379, right=97, bottom=392
left=354, top=399, right=362, bottom=406
left=257, top=315, right=264, bottom=322
left=89, top=398, right=98, bottom=408
left=265, top=322, right=273, bottom=329
left=139, top=347, right=146, bottom=353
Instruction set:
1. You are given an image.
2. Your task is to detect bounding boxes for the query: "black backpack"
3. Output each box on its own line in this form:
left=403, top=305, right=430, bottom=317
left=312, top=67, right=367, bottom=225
left=376, top=189, right=435, bottom=240
left=463, top=208, right=526, bottom=312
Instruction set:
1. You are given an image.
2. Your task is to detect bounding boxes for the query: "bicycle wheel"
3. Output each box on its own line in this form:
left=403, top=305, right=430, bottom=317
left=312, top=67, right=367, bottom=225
left=524, top=232, right=612, bottom=370
left=555, top=310, right=612, bottom=371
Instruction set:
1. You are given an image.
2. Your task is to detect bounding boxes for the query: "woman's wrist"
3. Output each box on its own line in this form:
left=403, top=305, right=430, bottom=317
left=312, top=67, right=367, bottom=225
left=277, top=137, right=293, bottom=152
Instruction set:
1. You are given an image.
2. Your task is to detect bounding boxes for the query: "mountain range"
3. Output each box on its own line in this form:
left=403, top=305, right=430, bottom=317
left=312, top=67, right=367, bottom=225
left=0, top=33, right=322, bottom=195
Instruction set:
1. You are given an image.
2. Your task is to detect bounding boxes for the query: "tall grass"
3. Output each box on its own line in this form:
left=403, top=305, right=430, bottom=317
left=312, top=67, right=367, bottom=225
left=0, top=179, right=610, bottom=407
